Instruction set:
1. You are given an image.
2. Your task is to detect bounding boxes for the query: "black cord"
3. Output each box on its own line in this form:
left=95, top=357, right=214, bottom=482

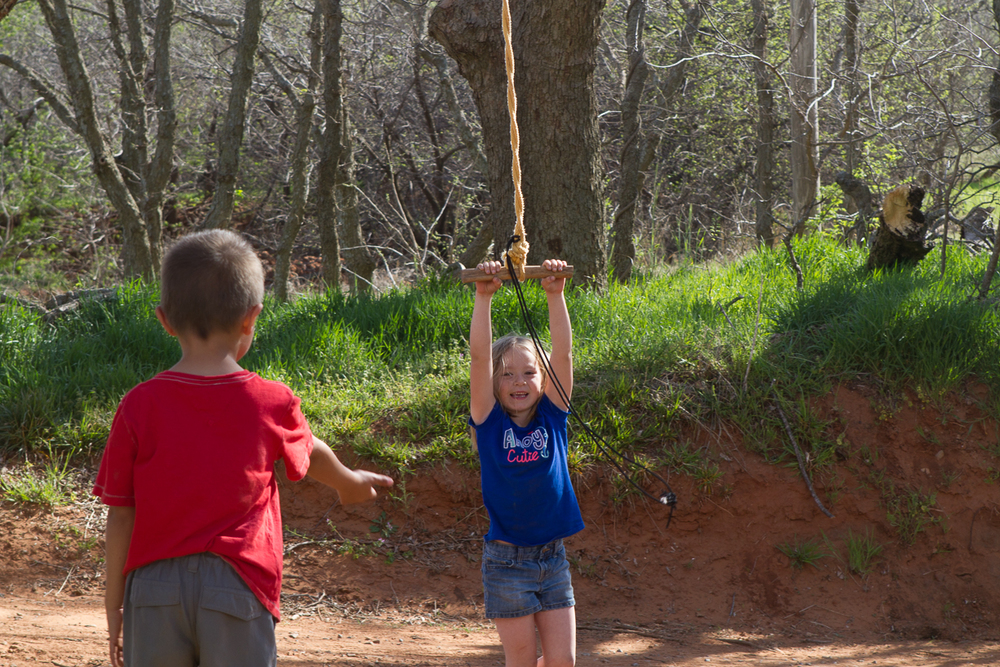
left=503, top=250, right=677, bottom=528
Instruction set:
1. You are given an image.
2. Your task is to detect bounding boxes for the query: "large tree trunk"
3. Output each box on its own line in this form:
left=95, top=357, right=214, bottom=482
left=751, top=0, right=776, bottom=248
left=315, top=0, right=343, bottom=291
left=430, top=0, right=607, bottom=288
left=203, top=0, right=263, bottom=229
left=789, top=0, right=819, bottom=233
left=609, top=0, right=648, bottom=283
left=36, top=0, right=153, bottom=279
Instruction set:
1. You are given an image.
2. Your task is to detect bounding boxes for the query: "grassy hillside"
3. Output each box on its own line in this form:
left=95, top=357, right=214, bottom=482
left=2, top=234, right=999, bottom=505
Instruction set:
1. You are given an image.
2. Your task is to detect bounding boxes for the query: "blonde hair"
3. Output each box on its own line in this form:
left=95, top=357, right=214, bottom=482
left=159, top=229, right=264, bottom=339
left=490, top=334, right=548, bottom=403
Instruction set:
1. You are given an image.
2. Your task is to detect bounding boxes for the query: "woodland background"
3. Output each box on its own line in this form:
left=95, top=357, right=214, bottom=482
left=1, top=0, right=1000, bottom=294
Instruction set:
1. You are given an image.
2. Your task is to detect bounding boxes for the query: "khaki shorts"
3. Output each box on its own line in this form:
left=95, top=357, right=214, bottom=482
left=123, top=553, right=276, bottom=667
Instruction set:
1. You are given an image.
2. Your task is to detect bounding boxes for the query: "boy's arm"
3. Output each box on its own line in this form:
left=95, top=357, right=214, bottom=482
left=307, top=437, right=393, bottom=504
left=470, top=261, right=503, bottom=426
left=105, top=505, right=135, bottom=667
left=541, top=258, right=573, bottom=410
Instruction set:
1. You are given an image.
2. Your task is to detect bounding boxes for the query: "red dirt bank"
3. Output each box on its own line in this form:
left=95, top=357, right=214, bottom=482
left=2, top=383, right=1000, bottom=665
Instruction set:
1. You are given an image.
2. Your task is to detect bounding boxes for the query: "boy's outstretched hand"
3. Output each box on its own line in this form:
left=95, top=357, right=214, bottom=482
left=336, top=468, right=395, bottom=505
left=307, top=438, right=393, bottom=504
left=540, top=258, right=568, bottom=294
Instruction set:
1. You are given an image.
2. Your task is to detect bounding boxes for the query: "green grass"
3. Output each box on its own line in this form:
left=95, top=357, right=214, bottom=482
left=844, top=527, right=884, bottom=576
left=0, top=451, right=77, bottom=506
left=777, top=536, right=827, bottom=569
left=2, top=234, right=1000, bottom=535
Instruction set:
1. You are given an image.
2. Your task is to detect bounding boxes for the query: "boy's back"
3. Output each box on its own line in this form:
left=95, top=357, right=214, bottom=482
left=94, top=368, right=313, bottom=619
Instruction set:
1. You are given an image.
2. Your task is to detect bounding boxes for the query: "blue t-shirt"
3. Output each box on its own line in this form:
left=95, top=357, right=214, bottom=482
left=470, top=395, right=585, bottom=546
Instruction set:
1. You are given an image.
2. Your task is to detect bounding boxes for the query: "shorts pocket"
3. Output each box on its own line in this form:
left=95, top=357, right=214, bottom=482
left=483, top=555, right=516, bottom=570
left=200, top=585, right=263, bottom=621
left=130, top=579, right=181, bottom=608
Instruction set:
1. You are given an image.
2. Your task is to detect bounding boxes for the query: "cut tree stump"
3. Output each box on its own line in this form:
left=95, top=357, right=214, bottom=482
left=866, top=184, right=932, bottom=271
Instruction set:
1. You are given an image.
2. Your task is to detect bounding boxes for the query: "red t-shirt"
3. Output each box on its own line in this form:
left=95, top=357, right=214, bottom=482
left=93, top=370, right=313, bottom=620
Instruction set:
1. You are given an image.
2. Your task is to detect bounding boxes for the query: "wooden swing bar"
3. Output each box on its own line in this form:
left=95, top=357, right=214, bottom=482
left=457, top=264, right=575, bottom=283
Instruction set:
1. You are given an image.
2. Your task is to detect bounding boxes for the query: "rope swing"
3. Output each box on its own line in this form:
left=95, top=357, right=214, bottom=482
left=500, top=0, right=529, bottom=280
left=463, top=0, right=677, bottom=527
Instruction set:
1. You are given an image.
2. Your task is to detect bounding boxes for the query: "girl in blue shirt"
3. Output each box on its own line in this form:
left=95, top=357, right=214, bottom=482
left=469, top=258, right=584, bottom=667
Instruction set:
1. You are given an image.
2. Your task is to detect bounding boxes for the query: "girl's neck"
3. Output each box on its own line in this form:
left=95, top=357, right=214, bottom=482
left=506, top=403, right=538, bottom=428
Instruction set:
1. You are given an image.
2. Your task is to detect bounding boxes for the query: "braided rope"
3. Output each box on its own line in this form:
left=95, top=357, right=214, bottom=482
left=501, top=0, right=529, bottom=279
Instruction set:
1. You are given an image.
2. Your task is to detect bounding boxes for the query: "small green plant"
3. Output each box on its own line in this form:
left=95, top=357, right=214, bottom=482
left=389, top=477, right=414, bottom=510
left=844, top=527, right=883, bottom=576
left=568, top=554, right=598, bottom=579
left=886, top=488, right=940, bottom=545
left=369, top=511, right=397, bottom=538
left=693, top=461, right=723, bottom=493
left=776, top=536, right=826, bottom=570
left=940, top=470, right=960, bottom=487
left=0, top=455, right=76, bottom=506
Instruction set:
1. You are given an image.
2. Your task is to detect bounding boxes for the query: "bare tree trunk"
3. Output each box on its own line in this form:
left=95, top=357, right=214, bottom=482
left=108, top=0, right=147, bottom=203
left=751, top=0, right=775, bottom=248
left=842, top=0, right=861, bottom=177
left=142, top=0, right=176, bottom=271
left=315, top=0, right=343, bottom=290
left=610, top=0, right=648, bottom=283
left=338, top=109, right=375, bottom=292
left=36, top=0, right=153, bottom=278
left=789, top=0, right=819, bottom=234
left=108, top=0, right=175, bottom=272
left=430, top=0, right=608, bottom=288
left=203, top=0, right=263, bottom=230
left=271, top=1, right=322, bottom=302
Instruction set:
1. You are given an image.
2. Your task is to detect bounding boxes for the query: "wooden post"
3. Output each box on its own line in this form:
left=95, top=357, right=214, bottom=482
left=456, top=265, right=574, bottom=283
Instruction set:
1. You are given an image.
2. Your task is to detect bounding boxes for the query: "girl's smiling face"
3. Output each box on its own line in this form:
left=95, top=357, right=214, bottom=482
left=495, top=345, right=545, bottom=426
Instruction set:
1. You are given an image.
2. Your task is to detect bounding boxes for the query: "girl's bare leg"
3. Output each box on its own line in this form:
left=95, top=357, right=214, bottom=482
left=536, top=606, right=576, bottom=667
left=495, top=607, right=576, bottom=667
left=495, top=615, right=539, bottom=667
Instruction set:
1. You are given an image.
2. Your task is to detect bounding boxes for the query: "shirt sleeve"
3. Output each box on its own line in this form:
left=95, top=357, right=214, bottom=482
left=92, top=399, right=138, bottom=506
left=279, top=393, right=313, bottom=481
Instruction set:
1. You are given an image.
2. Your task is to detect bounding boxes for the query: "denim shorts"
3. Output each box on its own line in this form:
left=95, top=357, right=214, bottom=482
left=481, top=539, right=575, bottom=619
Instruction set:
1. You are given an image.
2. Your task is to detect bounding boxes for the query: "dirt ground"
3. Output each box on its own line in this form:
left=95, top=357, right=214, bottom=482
left=2, top=382, right=1000, bottom=666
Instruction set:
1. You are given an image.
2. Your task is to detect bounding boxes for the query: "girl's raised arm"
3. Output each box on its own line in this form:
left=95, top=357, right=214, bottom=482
left=541, top=259, right=573, bottom=410
left=470, top=261, right=503, bottom=425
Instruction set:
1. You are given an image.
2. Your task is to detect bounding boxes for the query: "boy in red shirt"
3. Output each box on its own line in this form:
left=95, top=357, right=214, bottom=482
left=94, top=229, right=393, bottom=667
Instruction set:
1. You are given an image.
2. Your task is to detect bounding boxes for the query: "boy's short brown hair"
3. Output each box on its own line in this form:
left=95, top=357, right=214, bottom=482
left=160, top=230, right=264, bottom=339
